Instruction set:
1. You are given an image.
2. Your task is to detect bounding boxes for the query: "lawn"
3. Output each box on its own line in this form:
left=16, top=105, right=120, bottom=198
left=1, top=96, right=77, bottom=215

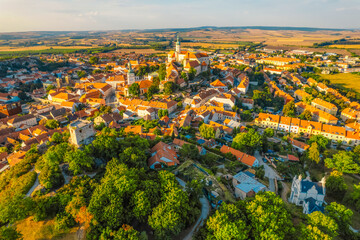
left=320, top=73, right=360, bottom=93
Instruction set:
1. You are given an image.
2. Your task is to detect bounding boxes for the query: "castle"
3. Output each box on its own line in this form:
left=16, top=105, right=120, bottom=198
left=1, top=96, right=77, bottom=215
left=289, top=175, right=326, bottom=214
left=167, top=37, right=210, bottom=74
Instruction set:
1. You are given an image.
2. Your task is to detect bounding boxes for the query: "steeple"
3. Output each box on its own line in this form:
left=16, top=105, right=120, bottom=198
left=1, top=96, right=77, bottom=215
left=175, top=34, right=181, bottom=62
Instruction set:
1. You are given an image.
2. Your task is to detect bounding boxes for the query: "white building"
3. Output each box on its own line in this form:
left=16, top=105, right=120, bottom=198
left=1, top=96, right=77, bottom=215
left=289, top=175, right=325, bottom=214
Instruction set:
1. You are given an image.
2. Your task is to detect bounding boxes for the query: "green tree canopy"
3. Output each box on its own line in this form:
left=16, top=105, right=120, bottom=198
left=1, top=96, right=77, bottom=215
left=129, top=83, right=140, bottom=97
left=232, top=128, right=262, bottom=154
left=199, top=124, right=215, bottom=139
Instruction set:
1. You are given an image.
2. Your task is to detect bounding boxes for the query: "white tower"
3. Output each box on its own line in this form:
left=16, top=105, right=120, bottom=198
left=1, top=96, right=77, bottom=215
left=127, top=62, right=136, bottom=85
left=175, top=36, right=181, bottom=62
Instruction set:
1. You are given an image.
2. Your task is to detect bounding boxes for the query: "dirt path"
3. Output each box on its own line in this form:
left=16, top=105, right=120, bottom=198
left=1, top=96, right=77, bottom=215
left=281, top=182, right=290, bottom=203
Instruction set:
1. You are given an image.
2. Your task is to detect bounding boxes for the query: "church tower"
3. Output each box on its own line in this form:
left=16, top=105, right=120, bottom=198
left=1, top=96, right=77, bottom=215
left=175, top=36, right=181, bottom=62
left=127, top=62, right=136, bottom=85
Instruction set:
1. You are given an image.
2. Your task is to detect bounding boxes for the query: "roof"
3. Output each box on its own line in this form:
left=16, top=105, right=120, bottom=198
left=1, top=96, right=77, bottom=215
left=210, top=79, right=226, bottom=87
left=300, top=179, right=324, bottom=195
left=305, top=197, right=324, bottom=214
left=220, top=145, right=257, bottom=166
left=233, top=172, right=266, bottom=193
left=148, top=141, right=179, bottom=167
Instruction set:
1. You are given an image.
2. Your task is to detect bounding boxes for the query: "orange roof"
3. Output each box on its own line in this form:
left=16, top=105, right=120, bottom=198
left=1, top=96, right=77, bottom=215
left=220, top=145, right=257, bottom=166
left=210, top=79, right=226, bottom=87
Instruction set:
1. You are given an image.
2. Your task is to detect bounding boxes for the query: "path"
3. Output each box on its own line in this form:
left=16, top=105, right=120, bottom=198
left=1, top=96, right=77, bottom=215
left=26, top=172, right=40, bottom=197
left=280, top=182, right=290, bottom=203
left=176, top=177, right=210, bottom=240
left=268, top=178, right=276, bottom=193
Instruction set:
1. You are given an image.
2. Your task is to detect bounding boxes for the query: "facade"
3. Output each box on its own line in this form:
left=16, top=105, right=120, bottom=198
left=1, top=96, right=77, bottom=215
left=69, top=120, right=95, bottom=146
left=289, top=175, right=325, bottom=214
left=7, top=114, right=37, bottom=129
left=255, top=113, right=360, bottom=145
left=0, top=102, right=22, bottom=117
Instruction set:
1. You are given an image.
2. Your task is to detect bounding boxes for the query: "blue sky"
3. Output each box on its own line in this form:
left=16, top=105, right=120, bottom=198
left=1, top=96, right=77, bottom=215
left=0, top=0, right=359, bottom=32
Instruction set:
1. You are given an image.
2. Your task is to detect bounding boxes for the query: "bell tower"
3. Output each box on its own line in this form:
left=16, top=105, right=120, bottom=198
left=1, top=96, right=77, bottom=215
left=175, top=35, right=181, bottom=62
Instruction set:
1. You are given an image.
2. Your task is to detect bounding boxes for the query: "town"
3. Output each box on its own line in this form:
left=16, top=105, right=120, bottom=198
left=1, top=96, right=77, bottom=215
left=0, top=33, right=360, bottom=240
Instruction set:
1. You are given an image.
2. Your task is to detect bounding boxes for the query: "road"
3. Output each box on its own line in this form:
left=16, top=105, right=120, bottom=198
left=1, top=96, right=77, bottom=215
left=254, top=151, right=281, bottom=180
left=280, top=182, right=290, bottom=203
left=176, top=177, right=210, bottom=240
left=26, top=172, right=40, bottom=197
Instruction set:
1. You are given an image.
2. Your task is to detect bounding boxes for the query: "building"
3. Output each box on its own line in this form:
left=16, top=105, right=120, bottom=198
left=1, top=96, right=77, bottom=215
left=232, top=171, right=267, bottom=199
left=148, top=141, right=180, bottom=169
left=311, top=98, right=338, bottom=115
left=69, top=120, right=95, bottom=146
left=220, top=145, right=259, bottom=167
left=167, top=37, right=209, bottom=74
left=7, top=114, right=37, bottom=129
left=0, top=102, right=22, bottom=117
left=289, top=175, right=325, bottom=214
left=294, top=90, right=311, bottom=101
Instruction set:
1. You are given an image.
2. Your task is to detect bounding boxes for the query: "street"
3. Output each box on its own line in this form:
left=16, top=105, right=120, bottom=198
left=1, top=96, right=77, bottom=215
left=254, top=151, right=281, bottom=180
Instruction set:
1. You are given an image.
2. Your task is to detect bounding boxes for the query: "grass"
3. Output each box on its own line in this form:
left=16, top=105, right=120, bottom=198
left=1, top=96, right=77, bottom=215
left=320, top=73, right=360, bottom=93
left=16, top=216, right=79, bottom=240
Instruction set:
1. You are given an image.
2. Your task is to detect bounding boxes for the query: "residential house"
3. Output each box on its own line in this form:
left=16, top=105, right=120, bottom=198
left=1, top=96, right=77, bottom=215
left=220, top=145, right=259, bottom=167
left=148, top=141, right=180, bottom=169
left=232, top=171, right=267, bottom=199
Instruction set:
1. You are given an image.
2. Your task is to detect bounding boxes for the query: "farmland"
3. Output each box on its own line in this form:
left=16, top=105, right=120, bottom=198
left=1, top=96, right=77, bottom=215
left=320, top=73, right=360, bottom=93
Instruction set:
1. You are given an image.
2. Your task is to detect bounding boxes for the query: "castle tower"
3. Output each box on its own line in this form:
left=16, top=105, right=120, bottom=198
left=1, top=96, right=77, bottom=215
left=56, top=78, right=62, bottom=88
left=175, top=36, right=181, bottom=62
left=127, top=62, right=136, bottom=85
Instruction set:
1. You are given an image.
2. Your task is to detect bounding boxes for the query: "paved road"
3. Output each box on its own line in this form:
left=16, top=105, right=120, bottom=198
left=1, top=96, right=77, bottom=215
left=254, top=151, right=281, bottom=180
left=176, top=177, right=210, bottom=240
left=26, top=172, right=40, bottom=197
left=268, top=178, right=276, bottom=193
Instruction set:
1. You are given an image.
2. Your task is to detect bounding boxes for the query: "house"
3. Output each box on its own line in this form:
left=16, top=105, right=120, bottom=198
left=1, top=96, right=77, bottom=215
left=289, top=175, right=325, bottom=214
left=240, top=98, right=254, bottom=109
left=288, top=138, right=310, bottom=153
left=294, top=90, right=311, bottom=101
left=0, top=102, right=22, bottom=117
left=148, top=141, right=180, bottom=169
left=232, top=171, right=267, bottom=199
left=7, top=114, right=37, bottom=129
left=69, top=120, right=95, bottom=146
left=311, top=98, right=338, bottom=116
left=220, top=145, right=259, bottom=167
left=94, top=113, right=123, bottom=126
left=210, top=79, right=227, bottom=90
left=7, top=150, right=27, bottom=166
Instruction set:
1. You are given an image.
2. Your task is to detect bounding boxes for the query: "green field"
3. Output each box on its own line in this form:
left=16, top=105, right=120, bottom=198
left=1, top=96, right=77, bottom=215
left=320, top=73, right=360, bottom=93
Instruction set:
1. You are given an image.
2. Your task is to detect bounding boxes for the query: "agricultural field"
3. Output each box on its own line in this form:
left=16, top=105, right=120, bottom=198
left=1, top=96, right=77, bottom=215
left=111, top=48, right=165, bottom=54
left=320, top=73, right=360, bottom=93
left=330, top=44, right=360, bottom=49
left=0, top=46, right=93, bottom=52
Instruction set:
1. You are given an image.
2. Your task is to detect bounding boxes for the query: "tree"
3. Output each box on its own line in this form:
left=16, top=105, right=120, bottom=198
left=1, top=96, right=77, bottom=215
left=350, top=183, right=360, bottom=211
left=164, top=82, right=175, bottom=95
left=181, top=72, right=188, bottom=82
left=325, top=202, right=355, bottom=239
left=246, top=192, right=294, bottom=239
left=199, top=124, right=215, bottom=139
left=283, top=101, right=296, bottom=117
left=263, top=128, right=274, bottom=138
left=45, top=119, right=59, bottom=129
left=307, top=211, right=338, bottom=238
left=325, top=151, right=360, bottom=174
left=64, top=149, right=94, bottom=175
left=77, top=71, right=86, bottom=78
left=299, top=109, right=312, bottom=120
left=46, top=84, right=56, bottom=92
left=179, top=144, right=200, bottom=160
left=129, top=83, right=140, bottom=97
left=113, top=225, right=140, bottom=240
left=206, top=203, right=249, bottom=240
left=158, top=109, right=169, bottom=119
left=188, top=67, right=197, bottom=81
left=308, top=142, right=320, bottom=164
left=89, top=56, right=99, bottom=65
left=158, top=63, right=166, bottom=81
left=0, top=226, right=22, bottom=240
left=39, top=165, right=64, bottom=190
left=232, top=129, right=262, bottom=154
left=308, top=135, right=329, bottom=152
left=131, top=191, right=151, bottom=222
left=326, top=171, right=347, bottom=200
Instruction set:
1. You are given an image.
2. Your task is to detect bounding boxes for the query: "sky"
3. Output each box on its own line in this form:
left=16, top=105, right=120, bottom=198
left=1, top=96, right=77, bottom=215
left=0, top=0, right=359, bottom=32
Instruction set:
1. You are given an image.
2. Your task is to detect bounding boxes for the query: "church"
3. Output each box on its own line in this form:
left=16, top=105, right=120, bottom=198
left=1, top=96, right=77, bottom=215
left=167, top=37, right=210, bottom=75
